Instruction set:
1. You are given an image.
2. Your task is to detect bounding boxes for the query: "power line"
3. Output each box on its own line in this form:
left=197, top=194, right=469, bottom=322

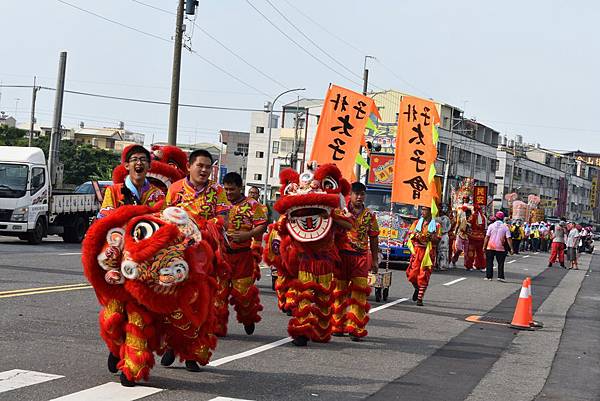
left=56, top=0, right=272, bottom=98
left=262, top=0, right=384, bottom=91
left=244, top=0, right=363, bottom=88
left=0, top=83, right=284, bottom=113
left=132, top=0, right=290, bottom=91
left=56, top=0, right=171, bottom=43
left=279, top=0, right=430, bottom=98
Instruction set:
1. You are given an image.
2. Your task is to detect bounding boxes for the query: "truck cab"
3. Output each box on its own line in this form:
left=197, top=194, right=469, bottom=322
left=0, top=146, right=99, bottom=244
left=0, top=147, right=50, bottom=243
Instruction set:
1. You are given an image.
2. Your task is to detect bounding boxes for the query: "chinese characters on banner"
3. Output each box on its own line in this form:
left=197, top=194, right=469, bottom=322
left=310, top=85, right=380, bottom=179
left=391, top=96, right=440, bottom=207
left=473, top=185, right=488, bottom=207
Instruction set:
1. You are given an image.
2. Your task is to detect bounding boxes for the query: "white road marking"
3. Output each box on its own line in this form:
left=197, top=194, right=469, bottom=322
left=443, top=277, right=467, bottom=286
left=370, top=297, right=409, bottom=313
left=522, top=255, right=530, bottom=259
left=209, top=297, right=409, bottom=367
left=0, top=369, right=63, bottom=394
left=209, top=397, right=255, bottom=401
left=507, top=260, right=517, bottom=264
left=534, top=252, right=539, bottom=254
left=57, top=252, right=82, bottom=256
left=49, top=382, right=162, bottom=401
left=209, top=338, right=292, bottom=367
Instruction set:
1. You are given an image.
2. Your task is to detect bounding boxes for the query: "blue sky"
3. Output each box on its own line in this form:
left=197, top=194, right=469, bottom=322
left=1, top=0, right=598, bottom=152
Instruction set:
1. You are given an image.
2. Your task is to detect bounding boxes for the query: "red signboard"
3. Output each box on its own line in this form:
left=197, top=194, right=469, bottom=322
left=367, top=153, right=394, bottom=187
left=473, top=185, right=488, bottom=206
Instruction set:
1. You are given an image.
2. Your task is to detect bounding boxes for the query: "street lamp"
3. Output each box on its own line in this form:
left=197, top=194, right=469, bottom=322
left=263, top=88, right=305, bottom=202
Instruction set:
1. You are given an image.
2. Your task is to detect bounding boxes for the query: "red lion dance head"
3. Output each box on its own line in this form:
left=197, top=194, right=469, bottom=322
left=82, top=205, right=217, bottom=383
left=274, top=163, right=349, bottom=243
left=113, top=144, right=188, bottom=193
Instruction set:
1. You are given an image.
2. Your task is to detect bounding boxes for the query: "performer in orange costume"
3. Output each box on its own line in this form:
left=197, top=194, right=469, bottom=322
left=98, top=145, right=164, bottom=218
left=162, top=149, right=230, bottom=371
left=406, top=206, right=441, bottom=306
left=332, top=181, right=379, bottom=341
left=465, top=204, right=487, bottom=270
left=221, top=172, right=267, bottom=335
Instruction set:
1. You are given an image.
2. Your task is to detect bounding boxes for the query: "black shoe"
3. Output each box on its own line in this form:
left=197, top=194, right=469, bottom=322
left=332, top=332, right=345, bottom=337
left=292, top=335, right=308, bottom=346
left=286, top=309, right=293, bottom=316
left=160, top=349, right=175, bottom=367
left=185, top=360, right=201, bottom=372
left=244, top=323, right=255, bottom=335
left=120, top=372, right=135, bottom=387
left=547, top=263, right=552, bottom=267
left=412, top=288, right=419, bottom=302
left=108, top=352, right=119, bottom=373
left=560, top=263, right=566, bottom=268
left=416, top=299, right=424, bottom=306
left=350, top=334, right=362, bottom=342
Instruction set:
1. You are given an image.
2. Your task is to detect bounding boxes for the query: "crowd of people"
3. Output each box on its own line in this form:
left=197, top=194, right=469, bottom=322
left=86, top=144, right=595, bottom=385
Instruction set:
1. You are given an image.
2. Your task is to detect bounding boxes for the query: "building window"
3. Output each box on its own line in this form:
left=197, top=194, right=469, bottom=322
left=256, top=126, right=264, bottom=134
left=253, top=173, right=262, bottom=181
left=236, top=143, right=248, bottom=154
left=272, top=141, right=279, bottom=154
left=256, top=151, right=264, bottom=158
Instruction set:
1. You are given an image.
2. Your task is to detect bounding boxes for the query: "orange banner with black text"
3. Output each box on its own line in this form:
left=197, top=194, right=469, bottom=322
left=391, top=96, right=440, bottom=209
left=310, top=85, right=380, bottom=180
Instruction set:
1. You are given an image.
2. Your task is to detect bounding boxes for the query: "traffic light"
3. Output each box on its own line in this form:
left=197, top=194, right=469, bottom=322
left=185, top=0, right=198, bottom=15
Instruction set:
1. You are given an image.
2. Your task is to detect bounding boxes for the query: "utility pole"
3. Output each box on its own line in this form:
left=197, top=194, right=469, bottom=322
left=28, top=76, right=39, bottom=147
left=291, top=95, right=300, bottom=170
left=48, top=51, right=67, bottom=190
left=167, top=0, right=185, bottom=145
left=356, top=55, right=375, bottom=181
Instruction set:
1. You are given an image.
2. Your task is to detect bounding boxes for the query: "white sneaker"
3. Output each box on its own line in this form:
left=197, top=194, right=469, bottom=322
left=483, top=278, right=492, bottom=281
left=497, top=278, right=506, bottom=282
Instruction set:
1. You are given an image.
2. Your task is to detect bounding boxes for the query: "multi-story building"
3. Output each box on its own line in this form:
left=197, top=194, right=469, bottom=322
left=495, top=143, right=597, bottom=223
left=245, top=99, right=322, bottom=200
left=218, top=130, right=250, bottom=181
left=0, top=112, right=16, bottom=128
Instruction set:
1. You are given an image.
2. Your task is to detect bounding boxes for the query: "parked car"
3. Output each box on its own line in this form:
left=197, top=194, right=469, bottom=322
left=74, top=180, right=112, bottom=195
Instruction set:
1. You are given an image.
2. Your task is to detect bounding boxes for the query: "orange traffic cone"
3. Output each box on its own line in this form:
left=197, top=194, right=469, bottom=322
left=510, top=278, right=534, bottom=330
left=526, top=277, right=544, bottom=328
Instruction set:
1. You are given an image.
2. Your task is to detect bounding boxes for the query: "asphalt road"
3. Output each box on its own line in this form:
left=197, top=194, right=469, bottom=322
left=0, top=235, right=598, bottom=401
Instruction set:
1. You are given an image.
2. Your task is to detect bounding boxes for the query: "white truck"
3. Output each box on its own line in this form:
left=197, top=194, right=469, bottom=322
left=0, top=146, right=100, bottom=244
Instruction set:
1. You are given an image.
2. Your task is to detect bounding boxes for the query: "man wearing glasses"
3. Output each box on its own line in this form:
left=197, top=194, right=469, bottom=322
left=98, top=145, right=165, bottom=218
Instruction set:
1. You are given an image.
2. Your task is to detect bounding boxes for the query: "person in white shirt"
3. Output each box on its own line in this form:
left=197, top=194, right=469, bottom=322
left=566, top=223, right=581, bottom=269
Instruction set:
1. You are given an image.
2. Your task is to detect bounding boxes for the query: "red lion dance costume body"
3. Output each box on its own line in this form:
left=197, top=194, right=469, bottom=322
left=266, top=164, right=350, bottom=346
left=82, top=205, right=219, bottom=386
left=465, top=205, right=487, bottom=270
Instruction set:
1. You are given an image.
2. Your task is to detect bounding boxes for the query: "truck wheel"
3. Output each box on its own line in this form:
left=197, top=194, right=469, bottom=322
left=63, top=216, right=88, bottom=243
left=26, top=218, right=45, bottom=244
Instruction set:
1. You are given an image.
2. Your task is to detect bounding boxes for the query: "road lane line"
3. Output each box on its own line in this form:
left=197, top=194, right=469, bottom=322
left=0, top=369, right=63, bottom=394
left=0, top=286, right=92, bottom=299
left=0, top=283, right=89, bottom=296
left=209, top=338, right=292, bottom=367
left=209, top=297, right=409, bottom=367
left=443, top=277, right=467, bottom=286
left=370, top=297, right=409, bottom=313
left=48, top=382, right=162, bottom=400
left=507, top=260, right=517, bottom=264
left=57, top=252, right=82, bottom=256
left=209, top=397, right=255, bottom=401
left=522, top=255, right=530, bottom=259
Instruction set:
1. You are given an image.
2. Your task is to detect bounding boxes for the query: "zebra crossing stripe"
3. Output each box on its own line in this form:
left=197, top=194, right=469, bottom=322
left=0, top=369, right=63, bottom=394
left=48, top=382, right=163, bottom=400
